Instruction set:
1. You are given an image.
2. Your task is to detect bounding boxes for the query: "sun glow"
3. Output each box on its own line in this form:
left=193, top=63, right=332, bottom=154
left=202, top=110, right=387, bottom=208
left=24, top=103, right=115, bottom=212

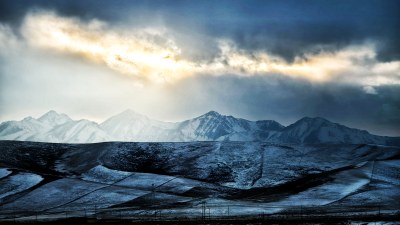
left=22, top=12, right=197, bottom=82
left=21, top=11, right=400, bottom=85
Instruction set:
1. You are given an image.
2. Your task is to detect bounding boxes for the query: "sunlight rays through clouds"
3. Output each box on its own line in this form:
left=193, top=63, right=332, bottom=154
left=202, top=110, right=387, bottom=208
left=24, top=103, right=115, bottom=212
left=14, top=11, right=400, bottom=87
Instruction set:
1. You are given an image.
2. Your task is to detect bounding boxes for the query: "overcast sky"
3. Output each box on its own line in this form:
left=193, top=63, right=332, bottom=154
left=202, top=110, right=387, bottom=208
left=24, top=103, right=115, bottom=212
left=0, top=0, right=399, bottom=136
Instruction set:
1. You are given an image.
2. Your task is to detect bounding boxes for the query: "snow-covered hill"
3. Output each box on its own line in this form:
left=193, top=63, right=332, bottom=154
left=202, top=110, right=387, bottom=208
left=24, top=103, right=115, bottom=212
left=0, top=141, right=399, bottom=220
left=0, top=110, right=398, bottom=145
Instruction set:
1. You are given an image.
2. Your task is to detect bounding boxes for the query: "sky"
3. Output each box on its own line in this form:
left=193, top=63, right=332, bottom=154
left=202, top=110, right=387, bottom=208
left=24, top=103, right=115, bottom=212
left=0, top=0, right=399, bottom=136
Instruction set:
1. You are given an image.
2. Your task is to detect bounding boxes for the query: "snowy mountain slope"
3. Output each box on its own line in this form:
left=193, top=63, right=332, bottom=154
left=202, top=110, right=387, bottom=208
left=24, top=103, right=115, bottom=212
left=0, top=117, right=49, bottom=141
left=0, top=110, right=398, bottom=145
left=0, top=141, right=399, bottom=220
left=37, top=110, right=72, bottom=127
left=99, top=110, right=285, bottom=142
left=36, top=119, right=111, bottom=143
left=175, top=111, right=284, bottom=141
left=270, top=117, right=388, bottom=145
left=100, top=109, right=177, bottom=142
left=0, top=111, right=109, bottom=143
left=0, top=110, right=73, bottom=142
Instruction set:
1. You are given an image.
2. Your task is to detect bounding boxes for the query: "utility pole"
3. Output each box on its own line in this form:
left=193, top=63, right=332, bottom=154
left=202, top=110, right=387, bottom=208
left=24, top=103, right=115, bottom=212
left=13, top=207, right=16, bottom=223
left=201, top=202, right=206, bottom=220
left=300, top=205, right=303, bottom=221
left=94, top=204, right=97, bottom=220
left=151, top=183, right=155, bottom=207
left=378, top=206, right=381, bottom=218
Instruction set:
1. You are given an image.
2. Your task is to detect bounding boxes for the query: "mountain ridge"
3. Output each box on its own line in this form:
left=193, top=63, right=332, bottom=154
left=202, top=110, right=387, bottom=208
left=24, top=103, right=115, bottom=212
left=0, top=110, right=398, bottom=145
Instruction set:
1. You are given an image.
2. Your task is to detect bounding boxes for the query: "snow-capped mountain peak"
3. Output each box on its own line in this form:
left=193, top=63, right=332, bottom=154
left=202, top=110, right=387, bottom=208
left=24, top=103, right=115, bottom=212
left=113, top=109, right=149, bottom=120
left=271, top=116, right=385, bottom=144
left=201, top=110, right=221, bottom=118
left=100, top=109, right=168, bottom=141
left=178, top=111, right=282, bottom=141
left=38, top=110, right=72, bottom=127
left=0, top=110, right=398, bottom=145
left=297, top=116, right=331, bottom=126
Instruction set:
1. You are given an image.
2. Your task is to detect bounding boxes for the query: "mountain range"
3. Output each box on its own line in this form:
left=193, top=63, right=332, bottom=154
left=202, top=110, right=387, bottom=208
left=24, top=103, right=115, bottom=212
left=0, top=110, right=399, bottom=145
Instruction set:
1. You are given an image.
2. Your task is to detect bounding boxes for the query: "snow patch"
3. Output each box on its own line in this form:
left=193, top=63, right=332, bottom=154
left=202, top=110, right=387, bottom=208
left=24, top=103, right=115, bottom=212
left=0, top=168, right=11, bottom=179
left=82, top=165, right=132, bottom=184
left=0, top=173, right=43, bottom=199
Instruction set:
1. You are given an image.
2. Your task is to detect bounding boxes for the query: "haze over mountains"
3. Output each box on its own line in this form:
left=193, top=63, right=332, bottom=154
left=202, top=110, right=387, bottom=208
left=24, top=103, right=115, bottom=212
left=0, top=110, right=398, bottom=145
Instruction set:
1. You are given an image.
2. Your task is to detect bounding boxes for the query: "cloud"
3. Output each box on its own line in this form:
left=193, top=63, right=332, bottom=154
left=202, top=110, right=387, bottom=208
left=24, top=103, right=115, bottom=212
left=363, top=86, right=378, bottom=95
left=0, top=24, right=20, bottom=55
left=21, top=11, right=190, bottom=83
left=2, top=0, right=399, bottom=62
left=16, top=11, right=400, bottom=87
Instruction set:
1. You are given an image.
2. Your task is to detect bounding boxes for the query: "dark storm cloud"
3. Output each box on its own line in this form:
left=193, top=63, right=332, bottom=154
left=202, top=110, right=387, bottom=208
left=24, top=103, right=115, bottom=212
left=170, top=75, right=400, bottom=136
left=1, top=0, right=399, bottom=61
left=200, top=0, right=400, bottom=62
